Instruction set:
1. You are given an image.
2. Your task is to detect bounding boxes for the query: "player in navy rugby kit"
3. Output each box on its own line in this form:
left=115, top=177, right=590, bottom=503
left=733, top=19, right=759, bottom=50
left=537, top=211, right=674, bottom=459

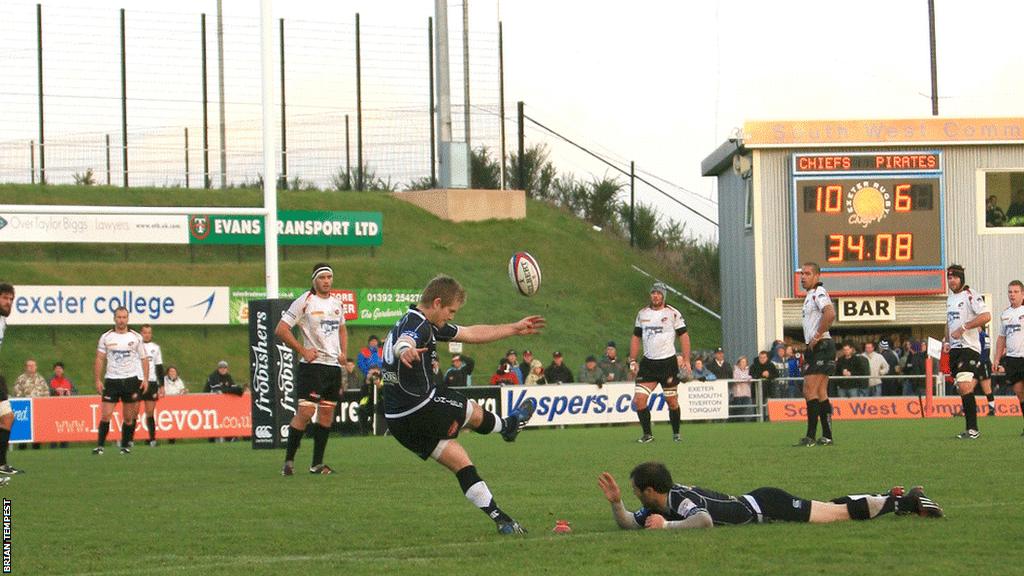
left=598, top=461, right=943, bottom=531
left=383, top=275, right=542, bottom=535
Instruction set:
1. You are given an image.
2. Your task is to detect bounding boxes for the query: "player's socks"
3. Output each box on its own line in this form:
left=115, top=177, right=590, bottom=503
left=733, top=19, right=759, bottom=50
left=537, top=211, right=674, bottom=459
left=986, top=393, right=995, bottom=415
left=805, top=399, right=820, bottom=439
left=833, top=494, right=895, bottom=519
left=122, top=421, right=135, bottom=447
left=637, top=408, right=652, bottom=436
left=668, top=408, right=681, bottom=435
left=285, top=425, right=304, bottom=462
left=147, top=416, right=156, bottom=442
left=456, top=465, right=513, bottom=524
left=311, top=424, right=330, bottom=467
left=0, top=428, right=9, bottom=466
left=473, top=409, right=503, bottom=434
left=819, top=399, right=833, bottom=439
left=961, top=394, right=978, bottom=431
left=98, top=420, right=110, bottom=447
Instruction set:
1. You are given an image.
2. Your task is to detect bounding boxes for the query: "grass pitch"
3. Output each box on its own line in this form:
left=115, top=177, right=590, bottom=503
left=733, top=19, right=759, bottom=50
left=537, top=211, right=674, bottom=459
left=13, top=417, right=1024, bottom=575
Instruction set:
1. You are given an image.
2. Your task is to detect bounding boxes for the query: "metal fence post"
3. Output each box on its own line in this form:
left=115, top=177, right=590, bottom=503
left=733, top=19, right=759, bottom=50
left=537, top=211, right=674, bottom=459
left=184, top=127, right=190, bottom=188
left=120, top=8, right=128, bottom=188
left=755, top=379, right=764, bottom=423
left=355, top=12, right=363, bottom=191
left=279, top=17, right=287, bottom=189
left=37, top=3, right=45, bottom=185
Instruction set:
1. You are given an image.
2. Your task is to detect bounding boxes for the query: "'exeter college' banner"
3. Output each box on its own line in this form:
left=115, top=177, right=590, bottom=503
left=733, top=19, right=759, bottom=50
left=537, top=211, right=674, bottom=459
left=8, top=285, right=229, bottom=324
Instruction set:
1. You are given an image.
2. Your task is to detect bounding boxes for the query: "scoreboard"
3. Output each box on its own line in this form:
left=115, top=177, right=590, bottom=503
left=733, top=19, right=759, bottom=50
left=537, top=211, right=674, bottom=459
left=791, top=152, right=945, bottom=296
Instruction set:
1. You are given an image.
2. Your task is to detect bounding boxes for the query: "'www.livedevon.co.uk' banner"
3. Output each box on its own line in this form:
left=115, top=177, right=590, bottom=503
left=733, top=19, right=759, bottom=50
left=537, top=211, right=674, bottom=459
left=0, top=211, right=381, bottom=246
left=230, top=287, right=419, bottom=326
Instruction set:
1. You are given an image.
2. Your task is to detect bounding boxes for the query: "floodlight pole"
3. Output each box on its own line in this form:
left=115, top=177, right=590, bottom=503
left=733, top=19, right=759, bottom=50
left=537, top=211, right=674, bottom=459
left=260, top=0, right=279, bottom=297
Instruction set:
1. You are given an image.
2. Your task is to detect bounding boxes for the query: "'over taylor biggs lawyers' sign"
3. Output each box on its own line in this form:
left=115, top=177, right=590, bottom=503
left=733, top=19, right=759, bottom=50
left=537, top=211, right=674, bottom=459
left=0, top=211, right=381, bottom=246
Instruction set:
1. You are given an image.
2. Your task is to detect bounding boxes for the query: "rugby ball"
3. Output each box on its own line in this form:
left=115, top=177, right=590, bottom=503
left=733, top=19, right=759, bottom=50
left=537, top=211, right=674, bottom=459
left=508, top=252, right=542, bottom=296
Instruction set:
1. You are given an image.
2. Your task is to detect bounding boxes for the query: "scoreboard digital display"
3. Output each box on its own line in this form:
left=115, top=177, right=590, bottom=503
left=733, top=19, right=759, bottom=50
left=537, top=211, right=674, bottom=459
left=791, top=152, right=945, bottom=295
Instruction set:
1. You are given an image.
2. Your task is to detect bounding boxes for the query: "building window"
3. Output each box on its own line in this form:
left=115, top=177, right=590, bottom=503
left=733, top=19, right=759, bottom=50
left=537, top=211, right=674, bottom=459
left=979, top=170, right=1024, bottom=233
left=744, top=178, right=753, bottom=230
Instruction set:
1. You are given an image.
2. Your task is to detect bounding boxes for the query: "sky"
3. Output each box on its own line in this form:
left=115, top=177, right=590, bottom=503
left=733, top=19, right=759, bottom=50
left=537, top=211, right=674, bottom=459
left=2, top=0, right=1024, bottom=242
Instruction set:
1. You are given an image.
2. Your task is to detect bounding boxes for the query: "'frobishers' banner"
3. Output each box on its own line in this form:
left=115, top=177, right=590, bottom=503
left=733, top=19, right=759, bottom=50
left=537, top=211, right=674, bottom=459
left=500, top=381, right=729, bottom=425
left=248, top=299, right=298, bottom=449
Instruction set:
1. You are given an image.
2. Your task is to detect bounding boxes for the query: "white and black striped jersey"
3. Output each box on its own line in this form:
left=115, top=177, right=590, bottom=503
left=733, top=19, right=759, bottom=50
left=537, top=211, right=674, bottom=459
left=802, top=283, right=833, bottom=344
left=633, top=305, right=687, bottom=361
left=281, top=292, right=346, bottom=366
left=139, top=341, right=163, bottom=383
left=999, top=304, right=1024, bottom=358
left=97, top=329, right=147, bottom=380
left=382, top=305, right=460, bottom=418
left=947, top=287, right=987, bottom=352
left=632, top=484, right=756, bottom=528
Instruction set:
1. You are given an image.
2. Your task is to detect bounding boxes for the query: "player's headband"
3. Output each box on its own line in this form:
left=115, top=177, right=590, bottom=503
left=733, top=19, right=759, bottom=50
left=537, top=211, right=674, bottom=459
left=947, top=265, right=965, bottom=284
left=312, top=266, right=333, bottom=281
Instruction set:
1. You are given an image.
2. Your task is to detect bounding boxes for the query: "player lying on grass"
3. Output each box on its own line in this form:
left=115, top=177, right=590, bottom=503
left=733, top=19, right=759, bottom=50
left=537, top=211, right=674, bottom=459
left=598, top=461, right=944, bottom=530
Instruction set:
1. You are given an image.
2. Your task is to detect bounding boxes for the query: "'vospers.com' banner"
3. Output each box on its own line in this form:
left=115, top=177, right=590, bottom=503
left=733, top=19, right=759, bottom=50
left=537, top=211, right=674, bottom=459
left=767, top=397, right=1021, bottom=421
left=28, top=393, right=252, bottom=443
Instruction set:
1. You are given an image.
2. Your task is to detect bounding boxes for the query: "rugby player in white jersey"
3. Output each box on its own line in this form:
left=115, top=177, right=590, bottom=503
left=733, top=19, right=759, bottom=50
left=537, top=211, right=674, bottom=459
left=992, top=279, right=1024, bottom=434
left=93, top=307, right=149, bottom=455
left=795, top=262, right=837, bottom=447
left=276, top=263, right=349, bottom=476
left=0, top=283, right=18, bottom=481
left=628, top=282, right=691, bottom=443
left=945, top=264, right=990, bottom=439
left=138, top=324, right=164, bottom=447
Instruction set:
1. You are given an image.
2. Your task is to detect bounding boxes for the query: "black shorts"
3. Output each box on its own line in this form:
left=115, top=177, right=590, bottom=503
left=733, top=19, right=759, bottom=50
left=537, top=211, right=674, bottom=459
left=746, top=487, right=813, bottom=523
left=636, top=356, right=679, bottom=388
left=102, top=377, right=142, bottom=403
left=386, top=390, right=471, bottom=460
left=139, top=382, right=160, bottom=401
left=296, top=363, right=342, bottom=404
left=804, top=339, right=836, bottom=376
left=1003, top=357, right=1024, bottom=385
left=949, top=348, right=986, bottom=382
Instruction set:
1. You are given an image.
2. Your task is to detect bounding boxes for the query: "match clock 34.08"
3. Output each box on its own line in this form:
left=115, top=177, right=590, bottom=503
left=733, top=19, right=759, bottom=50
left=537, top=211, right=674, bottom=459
left=793, top=176, right=942, bottom=270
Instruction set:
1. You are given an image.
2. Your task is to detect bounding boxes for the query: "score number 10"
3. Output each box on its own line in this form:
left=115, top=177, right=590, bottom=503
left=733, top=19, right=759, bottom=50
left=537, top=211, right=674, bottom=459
left=827, top=233, right=912, bottom=262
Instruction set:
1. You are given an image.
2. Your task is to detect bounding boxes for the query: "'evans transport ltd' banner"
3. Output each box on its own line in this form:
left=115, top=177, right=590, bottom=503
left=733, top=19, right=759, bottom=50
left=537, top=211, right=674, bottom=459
left=188, top=211, right=381, bottom=245
left=501, top=381, right=729, bottom=426
left=0, top=211, right=380, bottom=246
left=230, top=287, right=419, bottom=326
left=8, top=286, right=229, bottom=324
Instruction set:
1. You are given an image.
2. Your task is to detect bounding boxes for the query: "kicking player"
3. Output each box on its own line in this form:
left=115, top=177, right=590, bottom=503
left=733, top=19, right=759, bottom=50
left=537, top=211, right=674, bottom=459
left=628, top=282, right=691, bottom=443
left=139, top=324, right=164, bottom=447
left=598, top=461, right=943, bottom=531
left=0, top=283, right=18, bottom=481
left=382, top=275, right=541, bottom=535
left=277, top=263, right=348, bottom=476
left=796, top=262, right=837, bottom=447
left=945, top=264, right=991, bottom=439
left=993, top=279, right=1024, bottom=434
left=94, top=307, right=149, bottom=455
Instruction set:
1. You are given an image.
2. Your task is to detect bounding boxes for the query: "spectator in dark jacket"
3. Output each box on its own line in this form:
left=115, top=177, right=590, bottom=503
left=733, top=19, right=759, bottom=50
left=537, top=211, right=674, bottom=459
left=578, top=355, right=604, bottom=386
left=598, top=341, right=630, bottom=384
left=518, top=350, right=535, bottom=384
left=750, top=351, right=779, bottom=397
left=878, top=339, right=901, bottom=396
left=706, top=348, right=732, bottom=381
left=835, top=342, right=870, bottom=397
left=545, top=351, right=574, bottom=384
left=443, top=354, right=474, bottom=387
left=205, top=361, right=243, bottom=396
left=902, top=341, right=929, bottom=395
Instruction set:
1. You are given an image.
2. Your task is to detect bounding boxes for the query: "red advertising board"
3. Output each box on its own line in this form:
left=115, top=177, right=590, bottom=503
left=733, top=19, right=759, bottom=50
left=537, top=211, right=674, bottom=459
left=767, top=397, right=1019, bottom=422
left=31, top=393, right=252, bottom=443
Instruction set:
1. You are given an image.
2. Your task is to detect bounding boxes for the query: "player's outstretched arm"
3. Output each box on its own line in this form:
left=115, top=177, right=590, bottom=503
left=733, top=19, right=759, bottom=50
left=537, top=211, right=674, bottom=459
left=651, top=511, right=714, bottom=530
left=456, top=316, right=545, bottom=343
left=598, top=472, right=640, bottom=530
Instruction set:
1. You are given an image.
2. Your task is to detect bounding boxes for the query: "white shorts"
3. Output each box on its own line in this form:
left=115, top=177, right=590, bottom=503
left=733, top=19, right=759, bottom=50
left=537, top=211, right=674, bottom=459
left=0, top=400, right=11, bottom=417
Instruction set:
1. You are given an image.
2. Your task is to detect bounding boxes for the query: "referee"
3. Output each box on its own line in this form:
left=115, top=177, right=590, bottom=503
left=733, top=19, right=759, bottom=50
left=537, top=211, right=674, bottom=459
left=276, top=263, right=348, bottom=476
